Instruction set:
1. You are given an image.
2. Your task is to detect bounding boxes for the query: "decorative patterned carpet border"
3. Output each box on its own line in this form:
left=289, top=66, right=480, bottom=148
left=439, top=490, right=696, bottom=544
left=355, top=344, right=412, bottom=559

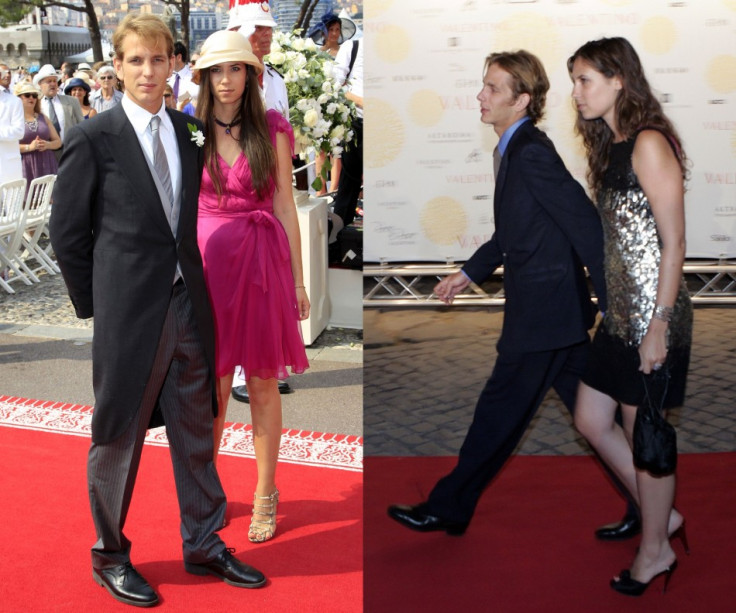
left=0, top=396, right=362, bottom=472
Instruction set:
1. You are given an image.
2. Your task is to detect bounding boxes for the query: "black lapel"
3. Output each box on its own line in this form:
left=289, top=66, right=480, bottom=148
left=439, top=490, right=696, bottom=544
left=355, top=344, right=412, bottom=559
left=167, top=108, right=199, bottom=242
left=102, top=104, right=172, bottom=236
left=493, top=120, right=532, bottom=228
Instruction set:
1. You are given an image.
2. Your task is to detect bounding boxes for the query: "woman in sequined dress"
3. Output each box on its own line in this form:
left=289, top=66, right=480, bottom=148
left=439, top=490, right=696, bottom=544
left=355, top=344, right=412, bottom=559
left=568, top=37, right=692, bottom=596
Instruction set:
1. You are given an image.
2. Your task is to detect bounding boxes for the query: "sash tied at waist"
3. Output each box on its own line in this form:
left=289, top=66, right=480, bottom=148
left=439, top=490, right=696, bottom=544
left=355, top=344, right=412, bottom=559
left=237, top=209, right=290, bottom=291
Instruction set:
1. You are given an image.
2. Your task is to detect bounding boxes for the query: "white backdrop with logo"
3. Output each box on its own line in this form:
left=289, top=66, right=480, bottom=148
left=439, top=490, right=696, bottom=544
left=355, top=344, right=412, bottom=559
left=363, top=0, right=736, bottom=263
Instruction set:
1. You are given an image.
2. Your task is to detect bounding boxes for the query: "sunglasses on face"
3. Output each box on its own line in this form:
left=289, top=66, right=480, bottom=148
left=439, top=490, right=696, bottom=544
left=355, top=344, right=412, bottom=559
left=164, top=93, right=172, bottom=98
left=99, top=75, right=114, bottom=80
left=21, top=93, right=38, bottom=99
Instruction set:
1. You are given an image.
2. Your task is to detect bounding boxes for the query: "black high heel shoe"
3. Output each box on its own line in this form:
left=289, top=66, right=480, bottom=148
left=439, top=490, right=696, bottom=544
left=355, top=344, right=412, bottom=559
left=671, top=523, right=690, bottom=555
left=610, top=560, right=678, bottom=596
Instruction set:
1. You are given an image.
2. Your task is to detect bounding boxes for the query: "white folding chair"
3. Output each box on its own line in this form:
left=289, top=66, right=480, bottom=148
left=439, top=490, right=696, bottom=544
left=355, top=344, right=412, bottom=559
left=21, top=174, right=59, bottom=276
left=0, top=178, right=35, bottom=293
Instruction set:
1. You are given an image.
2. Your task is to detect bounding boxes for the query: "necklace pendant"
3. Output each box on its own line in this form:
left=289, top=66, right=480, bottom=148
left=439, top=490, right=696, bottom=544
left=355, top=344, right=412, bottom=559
left=225, top=127, right=230, bottom=135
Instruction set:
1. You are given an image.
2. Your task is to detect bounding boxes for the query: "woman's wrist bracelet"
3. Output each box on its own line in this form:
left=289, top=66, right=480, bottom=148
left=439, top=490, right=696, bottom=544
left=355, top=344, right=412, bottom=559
left=295, top=285, right=305, bottom=289
left=653, top=304, right=673, bottom=323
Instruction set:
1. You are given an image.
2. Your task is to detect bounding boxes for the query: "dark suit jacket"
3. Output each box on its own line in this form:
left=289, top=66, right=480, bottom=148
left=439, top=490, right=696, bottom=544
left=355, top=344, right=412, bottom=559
left=58, top=94, right=84, bottom=134
left=463, top=120, right=607, bottom=354
left=50, top=103, right=217, bottom=444
left=53, top=94, right=84, bottom=162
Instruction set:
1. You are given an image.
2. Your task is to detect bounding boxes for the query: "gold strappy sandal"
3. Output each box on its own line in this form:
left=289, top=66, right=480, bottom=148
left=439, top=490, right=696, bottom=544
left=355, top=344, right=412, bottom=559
left=248, top=489, right=279, bottom=543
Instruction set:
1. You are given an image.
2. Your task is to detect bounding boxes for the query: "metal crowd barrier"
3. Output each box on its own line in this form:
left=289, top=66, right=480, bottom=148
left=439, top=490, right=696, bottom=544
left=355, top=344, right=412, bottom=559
left=363, top=260, right=736, bottom=307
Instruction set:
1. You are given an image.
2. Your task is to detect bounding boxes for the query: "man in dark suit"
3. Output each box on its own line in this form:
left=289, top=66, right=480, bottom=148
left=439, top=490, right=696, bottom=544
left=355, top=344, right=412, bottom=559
left=51, top=14, right=266, bottom=607
left=388, top=50, right=637, bottom=537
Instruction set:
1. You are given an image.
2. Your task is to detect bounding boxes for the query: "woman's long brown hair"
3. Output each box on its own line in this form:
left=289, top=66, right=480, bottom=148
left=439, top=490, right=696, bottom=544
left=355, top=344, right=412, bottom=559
left=567, top=37, right=688, bottom=199
left=197, top=65, right=277, bottom=201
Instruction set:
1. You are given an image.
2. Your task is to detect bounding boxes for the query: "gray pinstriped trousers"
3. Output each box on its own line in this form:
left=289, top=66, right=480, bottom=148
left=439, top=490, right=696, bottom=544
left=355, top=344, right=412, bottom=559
left=88, top=281, right=227, bottom=569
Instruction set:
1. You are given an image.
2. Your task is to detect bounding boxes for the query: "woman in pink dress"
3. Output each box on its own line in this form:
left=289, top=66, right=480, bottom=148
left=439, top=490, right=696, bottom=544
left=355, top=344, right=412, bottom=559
left=194, top=31, right=310, bottom=543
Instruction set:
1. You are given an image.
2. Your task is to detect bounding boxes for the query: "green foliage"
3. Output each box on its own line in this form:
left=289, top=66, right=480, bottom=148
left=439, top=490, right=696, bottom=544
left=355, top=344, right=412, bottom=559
left=0, top=0, right=35, bottom=27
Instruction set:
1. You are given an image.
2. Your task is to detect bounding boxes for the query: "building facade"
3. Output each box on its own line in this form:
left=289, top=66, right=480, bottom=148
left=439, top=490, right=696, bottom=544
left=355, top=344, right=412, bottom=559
left=0, top=24, right=90, bottom=70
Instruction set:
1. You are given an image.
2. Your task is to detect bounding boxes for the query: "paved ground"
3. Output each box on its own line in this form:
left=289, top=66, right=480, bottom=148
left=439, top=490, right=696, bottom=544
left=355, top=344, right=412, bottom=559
left=5, top=272, right=735, bottom=453
left=0, top=272, right=363, bottom=437
left=364, top=306, right=736, bottom=456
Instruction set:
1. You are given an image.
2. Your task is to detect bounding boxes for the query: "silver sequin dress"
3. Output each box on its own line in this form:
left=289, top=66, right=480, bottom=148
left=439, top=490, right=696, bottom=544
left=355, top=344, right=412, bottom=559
left=582, top=132, right=692, bottom=407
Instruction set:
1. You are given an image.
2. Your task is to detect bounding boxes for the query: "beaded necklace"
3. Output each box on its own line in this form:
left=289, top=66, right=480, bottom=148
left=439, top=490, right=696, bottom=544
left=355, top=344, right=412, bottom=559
left=25, top=114, right=38, bottom=132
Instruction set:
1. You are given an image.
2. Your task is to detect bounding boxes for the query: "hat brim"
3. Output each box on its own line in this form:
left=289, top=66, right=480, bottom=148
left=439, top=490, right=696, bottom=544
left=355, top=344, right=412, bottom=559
left=194, top=51, right=263, bottom=75
left=33, top=71, right=61, bottom=86
left=310, top=18, right=357, bottom=46
left=340, top=18, right=357, bottom=41
left=228, top=16, right=278, bottom=30
left=14, top=84, right=41, bottom=97
left=64, top=79, right=91, bottom=94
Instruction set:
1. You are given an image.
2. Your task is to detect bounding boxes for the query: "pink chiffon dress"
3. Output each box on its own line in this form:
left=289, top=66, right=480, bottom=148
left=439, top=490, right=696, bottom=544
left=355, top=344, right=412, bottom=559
left=197, top=110, right=309, bottom=380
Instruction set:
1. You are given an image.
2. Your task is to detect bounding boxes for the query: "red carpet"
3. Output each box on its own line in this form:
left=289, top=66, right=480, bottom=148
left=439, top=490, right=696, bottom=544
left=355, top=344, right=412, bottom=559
left=0, top=396, right=362, bottom=612
left=365, top=455, right=736, bottom=613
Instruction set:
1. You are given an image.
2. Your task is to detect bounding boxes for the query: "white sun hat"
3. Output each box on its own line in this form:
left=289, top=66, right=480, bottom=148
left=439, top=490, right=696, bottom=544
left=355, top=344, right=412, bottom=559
left=227, top=0, right=277, bottom=39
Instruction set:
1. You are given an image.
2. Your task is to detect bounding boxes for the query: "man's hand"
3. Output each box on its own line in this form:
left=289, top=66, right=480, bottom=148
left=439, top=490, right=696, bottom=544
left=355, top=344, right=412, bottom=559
left=345, top=91, right=363, bottom=109
left=433, top=272, right=471, bottom=305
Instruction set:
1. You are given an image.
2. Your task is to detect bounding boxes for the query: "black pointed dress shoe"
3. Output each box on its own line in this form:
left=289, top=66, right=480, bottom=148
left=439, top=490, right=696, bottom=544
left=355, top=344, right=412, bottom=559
left=231, top=381, right=292, bottom=403
left=231, top=385, right=249, bottom=403
left=184, top=548, right=266, bottom=588
left=387, top=504, right=468, bottom=536
left=92, top=562, right=159, bottom=607
left=595, top=515, right=642, bottom=541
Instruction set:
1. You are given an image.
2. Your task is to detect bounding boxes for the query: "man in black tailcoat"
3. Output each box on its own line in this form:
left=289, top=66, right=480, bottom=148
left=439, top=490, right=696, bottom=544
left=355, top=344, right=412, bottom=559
left=51, top=13, right=266, bottom=607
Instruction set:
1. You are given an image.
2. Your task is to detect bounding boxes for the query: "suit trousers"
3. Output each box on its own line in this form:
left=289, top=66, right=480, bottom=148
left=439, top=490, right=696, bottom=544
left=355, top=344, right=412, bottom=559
left=88, top=281, right=226, bottom=569
left=425, top=340, right=589, bottom=524
left=333, top=117, right=362, bottom=228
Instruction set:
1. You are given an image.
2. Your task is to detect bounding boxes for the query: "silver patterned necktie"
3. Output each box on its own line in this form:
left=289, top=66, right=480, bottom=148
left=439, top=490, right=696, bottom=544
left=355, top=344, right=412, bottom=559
left=46, top=97, right=61, bottom=134
left=149, top=115, right=174, bottom=208
left=493, top=146, right=502, bottom=180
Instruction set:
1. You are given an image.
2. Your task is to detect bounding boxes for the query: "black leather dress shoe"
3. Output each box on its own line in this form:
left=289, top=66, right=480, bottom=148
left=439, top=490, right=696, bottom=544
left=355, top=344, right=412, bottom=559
left=92, top=562, right=159, bottom=607
left=595, top=515, right=642, bottom=541
left=184, top=548, right=266, bottom=588
left=231, top=381, right=292, bottom=403
left=387, top=504, right=468, bottom=536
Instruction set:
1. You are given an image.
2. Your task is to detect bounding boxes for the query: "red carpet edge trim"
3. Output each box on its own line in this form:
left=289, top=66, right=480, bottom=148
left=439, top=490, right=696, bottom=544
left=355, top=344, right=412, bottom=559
left=0, top=395, right=362, bottom=472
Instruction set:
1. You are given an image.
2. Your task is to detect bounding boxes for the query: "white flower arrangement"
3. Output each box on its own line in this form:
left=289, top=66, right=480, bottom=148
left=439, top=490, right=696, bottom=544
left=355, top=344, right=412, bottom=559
left=267, top=29, right=358, bottom=190
left=187, top=123, right=205, bottom=147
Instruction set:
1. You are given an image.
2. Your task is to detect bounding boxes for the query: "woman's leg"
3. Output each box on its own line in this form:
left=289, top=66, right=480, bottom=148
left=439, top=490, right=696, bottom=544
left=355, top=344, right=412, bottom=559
left=618, top=403, right=679, bottom=582
left=574, top=383, right=640, bottom=503
left=246, top=376, right=282, bottom=541
left=213, top=371, right=234, bottom=465
left=247, top=376, right=282, bottom=495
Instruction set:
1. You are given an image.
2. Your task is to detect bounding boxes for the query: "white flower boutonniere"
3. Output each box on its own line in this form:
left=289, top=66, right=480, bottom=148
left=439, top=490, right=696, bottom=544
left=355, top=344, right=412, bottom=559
left=187, top=123, right=205, bottom=147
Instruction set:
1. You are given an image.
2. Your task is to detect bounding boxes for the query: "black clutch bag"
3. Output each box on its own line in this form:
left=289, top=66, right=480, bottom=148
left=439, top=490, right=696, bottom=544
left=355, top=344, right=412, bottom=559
left=632, top=368, right=677, bottom=475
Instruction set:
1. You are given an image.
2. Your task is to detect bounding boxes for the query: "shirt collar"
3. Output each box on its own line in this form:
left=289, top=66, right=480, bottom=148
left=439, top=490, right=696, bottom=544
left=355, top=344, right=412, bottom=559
left=121, top=93, right=169, bottom=136
left=174, top=65, right=191, bottom=79
left=498, top=116, right=530, bottom=157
